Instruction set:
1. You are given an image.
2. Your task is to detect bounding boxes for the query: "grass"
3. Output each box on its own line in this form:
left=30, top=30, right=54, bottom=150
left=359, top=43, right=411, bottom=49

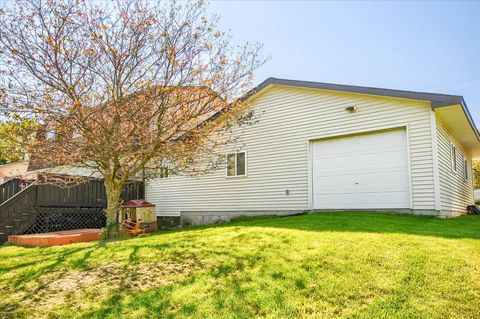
left=1, top=211, right=480, bottom=319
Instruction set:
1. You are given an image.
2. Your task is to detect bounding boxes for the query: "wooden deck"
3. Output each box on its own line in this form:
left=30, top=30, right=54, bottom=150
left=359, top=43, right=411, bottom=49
left=8, top=229, right=102, bottom=247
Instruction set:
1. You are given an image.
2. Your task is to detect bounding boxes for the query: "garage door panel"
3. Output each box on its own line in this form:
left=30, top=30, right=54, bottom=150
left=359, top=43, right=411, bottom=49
left=357, top=154, right=378, bottom=167
left=357, top=167, right=383, bottom=174
left=312, top=141, right=334, bottom=158
left=313, top=168, right=335, bottom=177
left=335, top=155, right=357, bottom=167
left=381, top=150, right=407, bottom=164
left=358, top=192, right=382, bottom=205
left=312, top=129, right=410, bottom=209
left=314, top=177, right=334, bottom=194
left=334, top=185, right=357, bottom=194
left=335, top=173, right=357, bottom=185
left=382, top=130, right=406, bottom=143
left=314, top=194, right=335, bottom=207
left=336, top=192, right=358, bottom=204
left=355, top=134, right=378, bottom=148
left=386, top=195, right=409, bottom=204
left=357, top=173, right=383, bottom=185
left=382, top=171, right=409, bottom=183
left=312, top=158, right=335, bottom=169
left=383, top=191, right=410, bottom=204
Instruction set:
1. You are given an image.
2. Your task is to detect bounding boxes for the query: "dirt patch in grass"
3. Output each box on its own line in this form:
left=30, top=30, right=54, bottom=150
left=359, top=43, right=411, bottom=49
left=46, top=261, right=195, bottom=292
left=5, top=259, right=205, bottom=316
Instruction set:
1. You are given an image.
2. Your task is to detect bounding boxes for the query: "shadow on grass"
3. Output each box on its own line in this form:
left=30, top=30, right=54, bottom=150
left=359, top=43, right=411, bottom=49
left=195, top=211, right=480, bottom=240
left=3, top=212, right=478, bottom=286
left=12, top=245, right=93, bottom=288
left=2, top=240, right=111, bottom=288
left=1, top=212, right=479, bottom=318
left=77, top=285, right=176, bottom=319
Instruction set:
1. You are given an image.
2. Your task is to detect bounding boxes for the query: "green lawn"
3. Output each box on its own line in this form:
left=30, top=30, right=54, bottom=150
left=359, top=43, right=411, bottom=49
left=1, top=212, right=480, bottom=319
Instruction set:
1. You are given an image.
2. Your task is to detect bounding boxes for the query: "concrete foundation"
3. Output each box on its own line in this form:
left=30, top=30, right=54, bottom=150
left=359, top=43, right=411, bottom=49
left=157, top=216, right=181, bottom=229
left=179, top=210, right=305, bottom=227
left=156, top=208, right=464, bottom=229
left=178, top=208, right=466, bottom=227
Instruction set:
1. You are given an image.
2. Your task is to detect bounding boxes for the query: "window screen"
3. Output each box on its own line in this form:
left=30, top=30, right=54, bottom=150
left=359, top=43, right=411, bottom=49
left=226, top=152, right=246, bottom=177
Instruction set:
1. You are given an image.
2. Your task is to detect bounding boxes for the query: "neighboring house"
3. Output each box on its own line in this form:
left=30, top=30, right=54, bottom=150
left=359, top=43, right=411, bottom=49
left=0, top=160, right=101, bottom=183
left=0, top=161, right=29, bottom=182
left=146, top=78, right=480, bottom=224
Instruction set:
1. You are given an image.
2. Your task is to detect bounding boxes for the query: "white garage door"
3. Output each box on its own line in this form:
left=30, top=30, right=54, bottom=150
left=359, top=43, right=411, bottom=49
left=312, top=129, right=410, bottom=209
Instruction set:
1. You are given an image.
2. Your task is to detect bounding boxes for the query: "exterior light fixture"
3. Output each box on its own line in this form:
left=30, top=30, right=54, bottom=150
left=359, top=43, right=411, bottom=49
left=345, top=105, right=357, bottom=112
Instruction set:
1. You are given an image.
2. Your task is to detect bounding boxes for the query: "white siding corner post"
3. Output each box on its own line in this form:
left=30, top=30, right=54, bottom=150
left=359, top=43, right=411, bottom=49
left=404, top=124, right=414, bottom=210
left=430, top=109, right=441, bottom=211
left=307, top=140, right=313, bottom=210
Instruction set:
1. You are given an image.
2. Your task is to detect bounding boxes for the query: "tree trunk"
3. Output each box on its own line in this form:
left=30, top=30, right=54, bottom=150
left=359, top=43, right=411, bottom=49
left=104, top=180, right=123, bottom=239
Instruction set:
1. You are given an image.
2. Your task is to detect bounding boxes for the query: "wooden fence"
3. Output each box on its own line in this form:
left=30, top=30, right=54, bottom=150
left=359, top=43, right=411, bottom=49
left=0, top=180, right=144, bottom=242
left=0, top=178, right=25, bottom=206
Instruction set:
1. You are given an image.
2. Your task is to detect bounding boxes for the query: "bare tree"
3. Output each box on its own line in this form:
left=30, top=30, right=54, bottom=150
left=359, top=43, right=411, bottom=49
left=0, top=0, right=265, bottom=236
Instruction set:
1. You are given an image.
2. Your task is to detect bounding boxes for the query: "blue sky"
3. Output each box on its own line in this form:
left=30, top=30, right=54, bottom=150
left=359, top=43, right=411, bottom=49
left=209, top=0, right=480, bottom=126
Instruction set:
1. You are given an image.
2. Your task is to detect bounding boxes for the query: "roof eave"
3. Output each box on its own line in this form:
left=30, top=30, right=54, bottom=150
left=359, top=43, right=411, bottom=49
left=241, top=77, right=480, bottom=144
left=432, top=97, right=480, bottom=143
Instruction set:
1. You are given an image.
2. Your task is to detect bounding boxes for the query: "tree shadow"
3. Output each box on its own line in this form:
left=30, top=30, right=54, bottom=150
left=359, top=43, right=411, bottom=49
left=12, top=245, right=92, bottom=288
left=5, top=239, right=112, bottom=289
left=128, top=246, right=140, bottom=264
left=71, top=249, right=94, bottom=270
left=0, top=259, right=43, bottom=273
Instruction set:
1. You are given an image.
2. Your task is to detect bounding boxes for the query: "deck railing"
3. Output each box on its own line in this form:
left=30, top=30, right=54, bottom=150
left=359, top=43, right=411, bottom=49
left=0, top=178, right=30, bottom=206
left=0, top=180, right=144, bottom=242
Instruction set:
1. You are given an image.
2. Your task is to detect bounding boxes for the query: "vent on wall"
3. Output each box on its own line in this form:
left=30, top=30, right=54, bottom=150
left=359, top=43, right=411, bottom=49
left=345, top=105, right=357, bottom=112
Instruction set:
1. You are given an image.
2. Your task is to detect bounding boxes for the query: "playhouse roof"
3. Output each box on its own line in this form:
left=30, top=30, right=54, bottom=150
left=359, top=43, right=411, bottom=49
left=122, top=199, right=155, bottom=208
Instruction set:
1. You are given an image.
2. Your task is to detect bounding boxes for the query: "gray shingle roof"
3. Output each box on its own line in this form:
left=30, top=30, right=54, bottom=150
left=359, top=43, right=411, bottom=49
left=242, top=77, right=479, bottom=140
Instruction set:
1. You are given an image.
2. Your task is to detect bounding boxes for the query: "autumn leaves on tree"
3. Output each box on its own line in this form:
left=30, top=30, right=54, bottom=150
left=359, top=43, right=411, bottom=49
left=0, top=0, right=265, bottom=236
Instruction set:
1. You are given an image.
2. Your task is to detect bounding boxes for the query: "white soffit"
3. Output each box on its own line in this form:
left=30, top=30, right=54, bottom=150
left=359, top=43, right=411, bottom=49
left=435, top=105, right=480, bottom=158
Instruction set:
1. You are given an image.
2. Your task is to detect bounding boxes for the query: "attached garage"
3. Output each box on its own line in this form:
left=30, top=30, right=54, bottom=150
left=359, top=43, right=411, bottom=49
left=311, top=128, right=411, bottom=210
left=147, top=78, right=480, bottom=221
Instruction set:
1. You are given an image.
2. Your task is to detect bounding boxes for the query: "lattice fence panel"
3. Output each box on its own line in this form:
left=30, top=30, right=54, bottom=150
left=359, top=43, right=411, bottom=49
left=24, top=207, right=106, bottom=234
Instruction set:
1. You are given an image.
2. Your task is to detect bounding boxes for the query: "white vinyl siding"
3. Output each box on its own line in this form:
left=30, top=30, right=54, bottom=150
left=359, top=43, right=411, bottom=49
left=146, top=85, right=436, bottom=216
left=436, top=118, right=474, bottom=215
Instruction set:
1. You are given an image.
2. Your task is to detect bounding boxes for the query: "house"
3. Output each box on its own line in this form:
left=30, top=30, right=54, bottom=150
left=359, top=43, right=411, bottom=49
left=0, top=161, right=29, bottom=182
left=146, top=78, right=480, bottom=224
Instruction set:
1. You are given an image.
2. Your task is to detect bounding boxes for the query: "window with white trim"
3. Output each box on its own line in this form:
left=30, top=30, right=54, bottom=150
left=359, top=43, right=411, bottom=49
left=159, top=167, right=169, bottom=179
left=451, top=144, right=457, bottom=172
left=464, top=157, right=469, bottom=181
left=159, top=159, right=170, bottom=179
left=226, top=152, right=246, bottom=177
